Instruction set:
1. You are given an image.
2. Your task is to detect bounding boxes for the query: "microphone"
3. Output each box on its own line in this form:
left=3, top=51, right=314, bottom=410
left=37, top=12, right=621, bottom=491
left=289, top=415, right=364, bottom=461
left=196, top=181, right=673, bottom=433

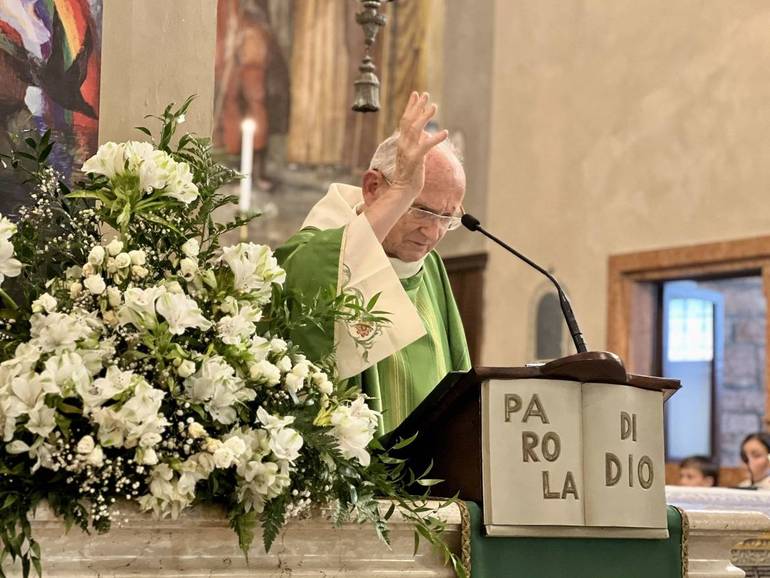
left=461, top=213, right=588, bottom=354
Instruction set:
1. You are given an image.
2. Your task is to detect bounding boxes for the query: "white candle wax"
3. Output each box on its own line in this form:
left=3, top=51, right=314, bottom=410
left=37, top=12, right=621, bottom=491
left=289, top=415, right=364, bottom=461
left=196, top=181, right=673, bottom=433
left=239, top=118, right=257, bottom=214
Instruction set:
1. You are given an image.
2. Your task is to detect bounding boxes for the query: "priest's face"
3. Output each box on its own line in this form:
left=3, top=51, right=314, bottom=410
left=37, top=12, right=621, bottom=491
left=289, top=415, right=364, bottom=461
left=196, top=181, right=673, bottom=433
left=379, top=150, right=466, bottom=262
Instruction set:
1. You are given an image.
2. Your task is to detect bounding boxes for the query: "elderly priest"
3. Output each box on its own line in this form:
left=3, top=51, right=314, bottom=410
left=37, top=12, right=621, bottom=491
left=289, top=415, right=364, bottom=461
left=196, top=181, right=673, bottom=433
left=276, top=92, right=470, bottom=433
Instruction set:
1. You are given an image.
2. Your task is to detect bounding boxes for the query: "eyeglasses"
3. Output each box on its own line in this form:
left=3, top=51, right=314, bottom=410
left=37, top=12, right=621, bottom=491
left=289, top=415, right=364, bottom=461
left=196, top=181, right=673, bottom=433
left=375, top=169, right=463, bottom=231
left=407, top=205, right=463, bottom=231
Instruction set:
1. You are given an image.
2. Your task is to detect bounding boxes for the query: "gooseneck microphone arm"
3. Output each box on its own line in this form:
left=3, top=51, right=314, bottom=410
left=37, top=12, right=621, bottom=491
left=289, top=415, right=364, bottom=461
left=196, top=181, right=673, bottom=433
left=461, top=213, right=588, bottom=354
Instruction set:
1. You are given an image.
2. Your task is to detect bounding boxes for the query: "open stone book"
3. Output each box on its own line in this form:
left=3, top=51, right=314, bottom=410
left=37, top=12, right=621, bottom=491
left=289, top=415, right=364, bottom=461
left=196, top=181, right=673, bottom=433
left=482, top=378, right=668, bottom=538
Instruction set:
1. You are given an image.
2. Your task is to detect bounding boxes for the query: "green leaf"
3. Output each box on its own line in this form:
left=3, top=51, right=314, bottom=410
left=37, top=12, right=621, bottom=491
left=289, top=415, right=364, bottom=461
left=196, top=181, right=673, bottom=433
left=37, top=143, right=54, bottom=162
left=32, top=555, right=42, bottom=578
left=416, top=478, right=443, bottom=487
left=391, top=432, right=419, bottom=450
left=66, top=190, right=113, bottom=205
left=55, top=400, right=81, bottom=415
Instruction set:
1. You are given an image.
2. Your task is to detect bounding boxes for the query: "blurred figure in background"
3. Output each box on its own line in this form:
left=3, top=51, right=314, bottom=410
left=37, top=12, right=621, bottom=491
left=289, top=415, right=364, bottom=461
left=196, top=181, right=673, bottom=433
left=739, top=432, right=770, bottom=489
left=214, top=0, right=289, bottom=191
left=678, top=455, right=718, bottom=487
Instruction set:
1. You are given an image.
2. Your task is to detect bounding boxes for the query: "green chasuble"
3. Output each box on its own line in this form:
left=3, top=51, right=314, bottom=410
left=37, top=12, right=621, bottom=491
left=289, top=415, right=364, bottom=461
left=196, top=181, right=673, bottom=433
left=276, top=226, right=471, bottom=434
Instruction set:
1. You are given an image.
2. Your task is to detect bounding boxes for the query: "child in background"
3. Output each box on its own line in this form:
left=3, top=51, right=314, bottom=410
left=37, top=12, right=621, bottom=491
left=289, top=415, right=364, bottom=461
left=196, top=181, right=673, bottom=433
left=678, top=455, right=719, bottom=487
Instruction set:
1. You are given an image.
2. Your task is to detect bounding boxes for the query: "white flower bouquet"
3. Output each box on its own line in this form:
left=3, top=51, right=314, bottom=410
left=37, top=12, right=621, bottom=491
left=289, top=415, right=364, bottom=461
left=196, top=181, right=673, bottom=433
left=0, top=100, right=463, bottom=577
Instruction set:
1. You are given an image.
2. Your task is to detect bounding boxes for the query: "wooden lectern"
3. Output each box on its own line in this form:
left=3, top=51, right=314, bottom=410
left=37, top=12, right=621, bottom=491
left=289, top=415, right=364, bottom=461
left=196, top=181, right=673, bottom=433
left=384, top=351, right=680, bottom=537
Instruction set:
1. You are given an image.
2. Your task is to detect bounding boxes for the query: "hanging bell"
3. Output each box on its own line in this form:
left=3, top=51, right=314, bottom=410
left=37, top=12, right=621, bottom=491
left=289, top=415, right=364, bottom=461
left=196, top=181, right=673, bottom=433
left=353, top=56, right=380, bottom=113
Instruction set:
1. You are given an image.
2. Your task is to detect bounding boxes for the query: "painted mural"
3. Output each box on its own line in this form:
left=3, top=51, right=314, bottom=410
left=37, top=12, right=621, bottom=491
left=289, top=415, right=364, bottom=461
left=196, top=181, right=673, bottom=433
left=0, top=0, right=102, bottom=212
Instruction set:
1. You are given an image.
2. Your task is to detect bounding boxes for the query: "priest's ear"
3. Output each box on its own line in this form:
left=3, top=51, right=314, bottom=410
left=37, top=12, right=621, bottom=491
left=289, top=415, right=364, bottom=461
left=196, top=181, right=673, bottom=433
left=362, top=169, right=388, bottom=205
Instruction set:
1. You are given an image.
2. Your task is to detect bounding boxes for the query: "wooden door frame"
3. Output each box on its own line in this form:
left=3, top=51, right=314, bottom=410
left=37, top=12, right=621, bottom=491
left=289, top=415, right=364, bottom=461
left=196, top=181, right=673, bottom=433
left=607, top=236, right=770, bottom=487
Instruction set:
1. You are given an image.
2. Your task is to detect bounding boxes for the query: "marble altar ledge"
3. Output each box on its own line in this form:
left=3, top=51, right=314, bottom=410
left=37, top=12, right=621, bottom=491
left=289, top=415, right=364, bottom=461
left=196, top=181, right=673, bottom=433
left=3, top=500, right=464, bottom=578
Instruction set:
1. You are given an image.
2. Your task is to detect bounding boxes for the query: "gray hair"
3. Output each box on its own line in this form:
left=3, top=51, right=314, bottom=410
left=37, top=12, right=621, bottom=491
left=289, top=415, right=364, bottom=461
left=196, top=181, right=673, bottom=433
left=368, top=131, right=463, bottom=180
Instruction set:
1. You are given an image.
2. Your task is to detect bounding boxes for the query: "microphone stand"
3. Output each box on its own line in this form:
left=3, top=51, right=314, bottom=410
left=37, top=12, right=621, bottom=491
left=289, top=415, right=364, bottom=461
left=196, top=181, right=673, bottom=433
left=461, top=213, right=588, bottom=354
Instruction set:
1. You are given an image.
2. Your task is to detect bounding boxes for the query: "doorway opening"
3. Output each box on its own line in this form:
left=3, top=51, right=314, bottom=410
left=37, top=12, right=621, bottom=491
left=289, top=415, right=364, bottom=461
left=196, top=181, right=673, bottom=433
left=608, top=237, right=770, bottom=486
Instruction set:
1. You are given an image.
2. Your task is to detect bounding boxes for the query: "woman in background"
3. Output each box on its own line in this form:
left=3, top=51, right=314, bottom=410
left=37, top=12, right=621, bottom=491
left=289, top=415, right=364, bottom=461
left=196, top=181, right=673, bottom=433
left=739, top=432, right=770, bottom=489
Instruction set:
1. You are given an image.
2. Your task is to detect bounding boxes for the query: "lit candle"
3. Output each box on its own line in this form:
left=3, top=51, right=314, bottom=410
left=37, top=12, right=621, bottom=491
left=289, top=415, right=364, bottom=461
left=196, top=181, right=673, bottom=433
left=239, top=118, right=257, bottom=215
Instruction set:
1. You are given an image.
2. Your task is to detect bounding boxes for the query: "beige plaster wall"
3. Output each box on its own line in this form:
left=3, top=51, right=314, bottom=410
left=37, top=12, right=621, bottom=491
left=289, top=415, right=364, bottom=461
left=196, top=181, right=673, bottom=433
left=484, top=1, right=770, bottom=365
left=99, top=0, right=217, bottom=144
left=434, top=0, right=494, bottom=257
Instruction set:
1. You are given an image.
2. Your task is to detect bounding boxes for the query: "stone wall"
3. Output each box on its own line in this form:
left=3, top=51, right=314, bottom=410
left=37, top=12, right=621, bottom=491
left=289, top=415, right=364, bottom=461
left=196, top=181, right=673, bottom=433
left=698, top=276, right=766, bottom=467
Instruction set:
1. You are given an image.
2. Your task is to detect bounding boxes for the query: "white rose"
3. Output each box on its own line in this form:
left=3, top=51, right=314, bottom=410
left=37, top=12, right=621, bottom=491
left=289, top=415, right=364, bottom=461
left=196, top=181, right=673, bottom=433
left=106, top=239, right=124, bottom=256
left=140, top=432, right=162, bottom=448
left=181, top=239, right=200, bottom=258
left=103, top=310, right=118, bottom=326
left=318, top=379, right=333, bottom=395
left=131, top=265, right=149, bottom=279
left=105, top=257, right=117, bottom=274
left=83, top=274, right=106, bottom=295
left=140, top=447, right=158, bottom=465
left=114, top=252, right=132, bottom=269
left=249, top=359, right=281, bottom=386
left=66, top=265, right=82, bottom=279
left=312, top=372, right=333, bottom=395
left=31, top=293, right=57, bottom=313
left=69, top=282, right=83, bottom=299
left=212, top=445, right=238, bottom=469
left=82, top=263, right=95, bottom=277
left=204, top=438, right=223, bottom=453
left=269, top=338, right=288, bottom=355
left=86, top=445, right=104, bottom=468
left=88, top=245, right=105, bottom=266
left=187, top=422, right=206, bottom=439
left=190, top=452, right=215, bottom=476
left=276, top=356, right=292, bottom=374
left=291, top=361, right=310, bottom=379
left=129, top=250, right=146, bottom=265
left=177, top=359, right=196, bottom=378
left=284, top=372, right=304, bottom=395
left=76, top=435, right=96, bottom=455
left=107, top=286, right=122, bottom=308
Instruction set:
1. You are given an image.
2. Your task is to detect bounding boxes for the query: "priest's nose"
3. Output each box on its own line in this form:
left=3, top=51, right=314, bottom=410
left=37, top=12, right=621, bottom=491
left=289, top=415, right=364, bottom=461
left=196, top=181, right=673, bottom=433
left=421, top=221, right=444, bottom=243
